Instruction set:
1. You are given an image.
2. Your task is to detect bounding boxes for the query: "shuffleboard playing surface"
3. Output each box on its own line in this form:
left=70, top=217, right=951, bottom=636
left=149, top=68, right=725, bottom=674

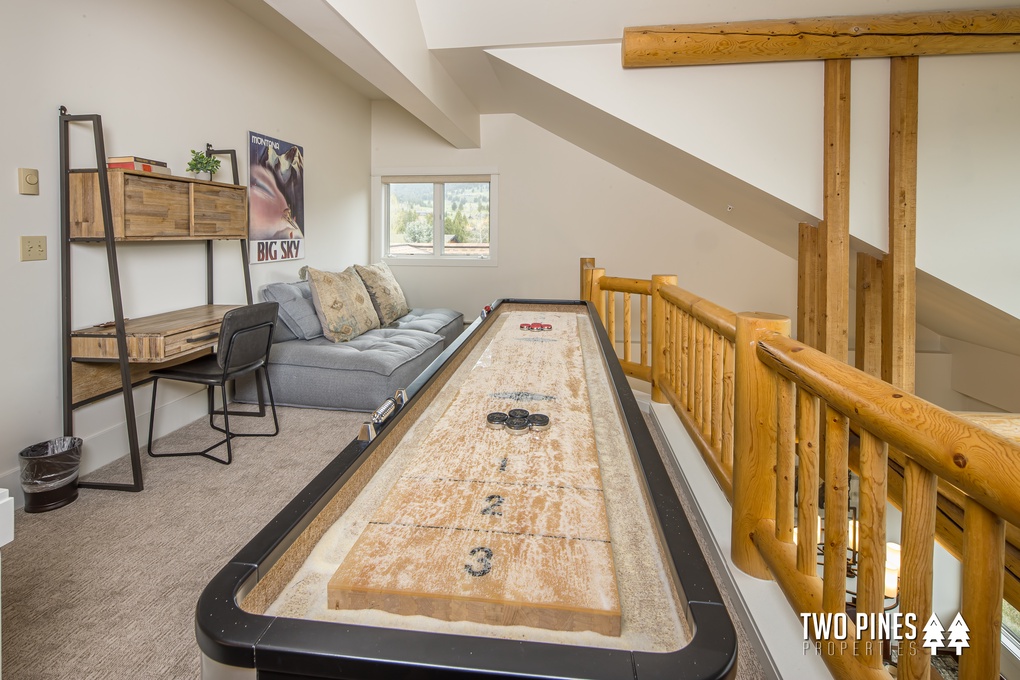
left=327, top=311, right=621, bottom=636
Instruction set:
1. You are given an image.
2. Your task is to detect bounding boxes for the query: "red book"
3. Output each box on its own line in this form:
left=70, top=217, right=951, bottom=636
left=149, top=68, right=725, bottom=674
left=107, top=155, right=167, bottom=167
left=107, top=161, right=172, bottom=175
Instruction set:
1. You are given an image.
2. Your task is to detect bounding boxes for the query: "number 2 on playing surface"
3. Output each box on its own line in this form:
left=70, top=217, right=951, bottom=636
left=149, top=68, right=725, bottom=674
left=465, top=546, right=493, bottom=577
left=482, top=494, right=504, bottom=516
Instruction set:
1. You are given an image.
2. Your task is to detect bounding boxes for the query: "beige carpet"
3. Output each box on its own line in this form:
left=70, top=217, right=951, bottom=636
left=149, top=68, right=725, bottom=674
left=1, top=404, right=765, bottom=679
left=1, top=406, right=364, bottom=679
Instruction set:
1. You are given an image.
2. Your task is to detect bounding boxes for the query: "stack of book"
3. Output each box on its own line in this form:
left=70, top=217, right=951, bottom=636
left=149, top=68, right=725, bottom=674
left=106, top=156, right=171, bottom=175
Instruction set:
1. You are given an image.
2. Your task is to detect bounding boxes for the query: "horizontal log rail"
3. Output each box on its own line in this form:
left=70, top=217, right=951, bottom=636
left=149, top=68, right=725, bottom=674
left=757, top=333, right=1020, bottom=528
left=623, top=8, right=1020, bottom=67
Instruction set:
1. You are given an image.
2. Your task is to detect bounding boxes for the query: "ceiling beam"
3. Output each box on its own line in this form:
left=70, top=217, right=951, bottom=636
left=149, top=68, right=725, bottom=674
left=623, top=8, right=1020, bottom=67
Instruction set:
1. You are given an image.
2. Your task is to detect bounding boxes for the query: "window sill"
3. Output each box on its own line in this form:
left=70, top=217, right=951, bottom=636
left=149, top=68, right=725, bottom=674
left=382, top=255, right=497, bottom=268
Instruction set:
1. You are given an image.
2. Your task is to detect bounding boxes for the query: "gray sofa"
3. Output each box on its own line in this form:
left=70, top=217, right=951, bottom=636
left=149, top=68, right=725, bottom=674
left=234, top=280, right=463, bottom=411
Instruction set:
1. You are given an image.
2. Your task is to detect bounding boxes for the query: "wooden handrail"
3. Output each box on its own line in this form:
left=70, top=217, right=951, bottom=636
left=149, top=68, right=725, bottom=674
left=577, top=257, right=1020, bottom=679
left=756, top=332, right=1020, bottom=528
left=658, top=284, right=737, bottom=340
left=597, top=276, right=651, bottom=296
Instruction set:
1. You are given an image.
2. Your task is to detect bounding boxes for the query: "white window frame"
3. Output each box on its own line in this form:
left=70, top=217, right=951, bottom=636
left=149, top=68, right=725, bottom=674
left=372, top=170, right=498, bottom=267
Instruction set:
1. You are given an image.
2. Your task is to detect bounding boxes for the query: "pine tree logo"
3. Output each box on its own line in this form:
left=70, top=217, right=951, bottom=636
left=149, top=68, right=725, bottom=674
left=946, top=613, right=971, bottom=654
left=922, top=613, right=945, bottom=653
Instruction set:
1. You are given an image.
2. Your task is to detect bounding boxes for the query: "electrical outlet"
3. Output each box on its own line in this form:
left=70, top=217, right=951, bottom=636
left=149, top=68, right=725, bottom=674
left=20, top=236, right=47, bottom=262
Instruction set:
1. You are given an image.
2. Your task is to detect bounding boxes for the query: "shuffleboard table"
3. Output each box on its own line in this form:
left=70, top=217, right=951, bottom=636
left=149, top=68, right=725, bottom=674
left=198, top=299, right=737, bottom=680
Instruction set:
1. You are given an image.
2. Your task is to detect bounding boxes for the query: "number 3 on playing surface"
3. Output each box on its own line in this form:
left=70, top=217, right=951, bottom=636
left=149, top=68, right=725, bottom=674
left=465, top=546, right=493, bottom=577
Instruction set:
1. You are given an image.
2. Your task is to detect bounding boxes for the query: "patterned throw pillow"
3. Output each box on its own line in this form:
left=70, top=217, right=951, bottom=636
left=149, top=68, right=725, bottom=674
left=354, top=262, right=410, bottom=326
left=305, top=266, right=380, bottom=342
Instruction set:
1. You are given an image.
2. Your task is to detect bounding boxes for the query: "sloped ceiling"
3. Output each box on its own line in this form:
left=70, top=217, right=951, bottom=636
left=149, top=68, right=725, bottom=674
left=231, top=0, right=1019, bottom=356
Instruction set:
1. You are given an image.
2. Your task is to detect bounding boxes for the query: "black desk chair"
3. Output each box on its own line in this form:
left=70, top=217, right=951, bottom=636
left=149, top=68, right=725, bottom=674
left=146, top=302, right=280, bottom=465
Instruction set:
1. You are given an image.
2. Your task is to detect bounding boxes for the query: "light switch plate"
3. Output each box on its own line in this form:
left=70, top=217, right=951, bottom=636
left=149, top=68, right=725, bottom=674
left=18, top=168, right=39, bottom=195
left=20, top=235, right=47, bottom=261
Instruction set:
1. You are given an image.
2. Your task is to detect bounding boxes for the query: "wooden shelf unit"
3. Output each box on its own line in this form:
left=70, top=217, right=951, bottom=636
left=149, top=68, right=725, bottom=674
left=68, top=170, right=247, bottom=240
left=58, top=108, right=253, bottom=493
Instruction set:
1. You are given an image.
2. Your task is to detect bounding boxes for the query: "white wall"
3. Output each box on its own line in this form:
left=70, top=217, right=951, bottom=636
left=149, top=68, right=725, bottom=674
left=2, top=0, right=371, bottom=498
left=371, top=102, right=799, bottom=323
left=917, top=53, right=1020, bottom=319
left=482, top=42, right=1020, bottom=322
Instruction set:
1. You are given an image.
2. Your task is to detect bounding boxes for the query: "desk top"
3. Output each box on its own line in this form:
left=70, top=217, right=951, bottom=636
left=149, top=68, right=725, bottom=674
left=71, top=305, right=239, bottom=338
left=70, top=304, right=241, bottom=363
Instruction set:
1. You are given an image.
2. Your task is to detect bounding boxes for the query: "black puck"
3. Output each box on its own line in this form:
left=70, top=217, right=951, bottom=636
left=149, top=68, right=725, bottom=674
left=505, top=417, right=530, bottom=434
left=527, top=413, right=550, bottom=431
left=486, top=412, right=508, bottom=429
left=508, top=408, right=529, bottom=419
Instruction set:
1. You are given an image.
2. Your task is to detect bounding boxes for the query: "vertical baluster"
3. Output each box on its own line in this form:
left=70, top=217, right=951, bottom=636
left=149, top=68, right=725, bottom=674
left=664, top=304, right=673, bottom=389
left=694, top=323, right=705, bottom=427
left=711, top=329, right=724, bottom=450
left=775, top=375, right=796, bottom=543
left=702, top=326, right=713, bottom=435
left=857, top=429, right=888, bottom=669
left=796, top=390, right=819, bottom=575
left=898, top=461, right=937, bottom=680
left=606, top=290, right=616, bottom=354
left=687, top=315, right=696, bottom=410
left=679, top=312, right=689, bottom=409
left=640, top=294, right=648, bottom=369
left=959, top=498, right=1005, bottom=680
left=722, top=339, right=735, bottom=475
left=623, top=293, right=632, bottom=364
left=672, top=305, right=680, bottom=395
left=822, top=406, right=849, bottom=614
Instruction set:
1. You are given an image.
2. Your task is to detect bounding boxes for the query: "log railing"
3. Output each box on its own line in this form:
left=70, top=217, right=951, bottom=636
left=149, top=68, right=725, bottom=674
left=581, top=258, right=736, bottom=497
left=580, top=257, right=652, bottom=383
left=579, top=257, right=1020, bottom=679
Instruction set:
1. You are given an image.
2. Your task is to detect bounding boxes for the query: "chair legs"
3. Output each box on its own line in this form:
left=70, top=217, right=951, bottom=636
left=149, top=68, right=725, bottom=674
left=208, top=368, right=280, bottom=438
left=146, top=368, right=279, bottom=465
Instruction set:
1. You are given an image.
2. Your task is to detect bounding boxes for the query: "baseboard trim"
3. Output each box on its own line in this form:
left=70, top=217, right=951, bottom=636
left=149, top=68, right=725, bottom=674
left=639, top=396, right=829, bottom=679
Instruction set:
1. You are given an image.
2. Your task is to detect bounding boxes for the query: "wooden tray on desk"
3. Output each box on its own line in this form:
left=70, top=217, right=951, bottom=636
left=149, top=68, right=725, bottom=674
left=70, top=304, right=239, bottom=363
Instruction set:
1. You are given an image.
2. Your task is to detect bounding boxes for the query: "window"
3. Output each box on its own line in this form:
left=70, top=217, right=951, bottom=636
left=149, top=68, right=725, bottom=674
left=379, top=174, right=496, bottom=264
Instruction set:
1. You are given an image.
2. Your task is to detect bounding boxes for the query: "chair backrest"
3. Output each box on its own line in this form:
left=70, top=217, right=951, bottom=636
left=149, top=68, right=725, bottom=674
left=217, top=302, right=280, bottom=372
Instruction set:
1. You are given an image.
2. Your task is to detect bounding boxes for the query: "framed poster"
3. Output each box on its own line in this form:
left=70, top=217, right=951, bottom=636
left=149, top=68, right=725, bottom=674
left=249, top=131, right=304, bottom=263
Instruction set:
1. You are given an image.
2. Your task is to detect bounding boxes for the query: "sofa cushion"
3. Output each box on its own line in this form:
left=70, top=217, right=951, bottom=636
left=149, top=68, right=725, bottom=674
left=260, top=280, right=322, bottom=340
left=306, top=266, right=380, bottom=343
left=355, top=262, right=410, bottom=326
left=234, top=329, right=444, bottom=411
left=388, top=308, right=464, bottom=348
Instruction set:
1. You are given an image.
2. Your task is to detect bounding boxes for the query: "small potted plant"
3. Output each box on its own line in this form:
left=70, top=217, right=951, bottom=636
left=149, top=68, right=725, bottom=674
left=187, top=149, right=221, bottom=180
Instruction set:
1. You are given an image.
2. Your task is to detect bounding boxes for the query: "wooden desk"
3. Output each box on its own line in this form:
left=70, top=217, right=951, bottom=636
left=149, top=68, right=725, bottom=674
left=70, top=304, right=240, bottom=405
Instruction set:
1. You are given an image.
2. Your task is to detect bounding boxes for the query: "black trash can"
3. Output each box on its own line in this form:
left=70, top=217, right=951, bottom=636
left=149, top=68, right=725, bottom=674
left=19, top=437, right=83, bottom=513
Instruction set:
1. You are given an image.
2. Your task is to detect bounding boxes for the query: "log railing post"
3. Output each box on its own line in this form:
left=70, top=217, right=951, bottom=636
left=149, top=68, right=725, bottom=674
left=580, top=257, right=595, bottom=301
left=650, top=274, right=677, bottom=404
left=590, top=267, right=606, bottom=322
left=731, top=312, right=791, bottom=579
